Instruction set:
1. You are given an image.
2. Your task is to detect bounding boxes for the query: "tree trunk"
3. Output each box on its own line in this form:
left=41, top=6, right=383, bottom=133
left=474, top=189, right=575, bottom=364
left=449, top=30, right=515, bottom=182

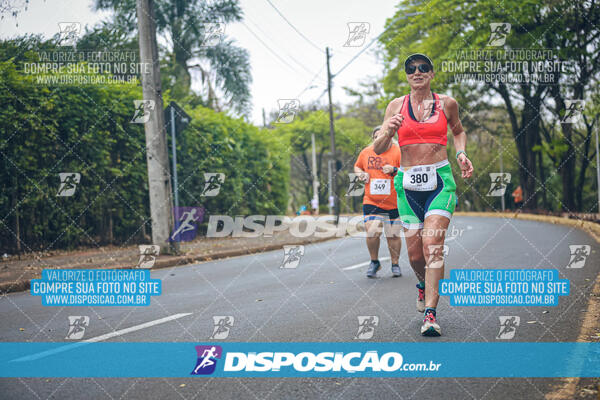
left=576, top=128, right=593, bottom=211
left=108, top=209, right=114, bottom=244
left=538, top=148, right=548, bottom=210
left=559, top=123, right=576, bottom=211
left=514, top=104, right=539, bottom=209
left=13, top=175, right=21, bottom=255
left=171, top=23, right=192, bottom=96
left=536, top=133, right=548, bottom=209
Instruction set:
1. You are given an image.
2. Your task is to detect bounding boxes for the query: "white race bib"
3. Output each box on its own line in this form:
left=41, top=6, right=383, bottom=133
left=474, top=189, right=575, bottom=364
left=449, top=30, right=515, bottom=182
left=370, top=178, right=391, bottom=195
left=402, top=165, right=437, bottom=191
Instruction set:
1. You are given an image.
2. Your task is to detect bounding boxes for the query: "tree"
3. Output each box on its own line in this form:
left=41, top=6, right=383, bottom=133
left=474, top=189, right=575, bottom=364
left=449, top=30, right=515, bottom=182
left=380, top=0, right=600, bottom=211
left=0, top=0, right=30, bottom=24
left=343, top=78, right=386, bottom=129
left=0, top=36, right=286, bottom=253
left=94, top=0, right=252, bottom=114
left=540, top=1, right=600, bottom=211
left=272, top=109, right=370, bottom=212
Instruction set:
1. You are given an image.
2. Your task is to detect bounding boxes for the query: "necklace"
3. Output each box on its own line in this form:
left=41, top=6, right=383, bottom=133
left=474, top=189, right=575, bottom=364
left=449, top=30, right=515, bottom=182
left=410, top=93, right=433, bottom=122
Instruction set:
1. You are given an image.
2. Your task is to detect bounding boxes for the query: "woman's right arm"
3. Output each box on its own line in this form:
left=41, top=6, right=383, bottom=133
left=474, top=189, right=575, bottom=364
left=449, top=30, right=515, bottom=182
left=374, top=97, right=403, bottom=154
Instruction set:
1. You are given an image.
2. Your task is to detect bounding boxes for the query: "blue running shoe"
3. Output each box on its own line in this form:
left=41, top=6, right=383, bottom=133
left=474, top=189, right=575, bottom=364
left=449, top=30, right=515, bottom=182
left=366, top=260, right=381, bottom=278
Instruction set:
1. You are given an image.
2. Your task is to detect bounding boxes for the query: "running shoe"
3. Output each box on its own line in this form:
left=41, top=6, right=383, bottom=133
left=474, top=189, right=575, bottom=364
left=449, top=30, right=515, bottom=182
left=416, top=284, right=426, bottom=313
left=391, top=264, right=402, bottom=277
left=421, top=310, right=441, bottom=336
left=366, top=261, right=381, bottom=278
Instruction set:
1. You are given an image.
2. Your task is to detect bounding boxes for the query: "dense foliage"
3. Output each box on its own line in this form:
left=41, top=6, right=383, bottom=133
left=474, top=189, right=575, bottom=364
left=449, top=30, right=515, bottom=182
left=0, top=37, right=287, bottom=253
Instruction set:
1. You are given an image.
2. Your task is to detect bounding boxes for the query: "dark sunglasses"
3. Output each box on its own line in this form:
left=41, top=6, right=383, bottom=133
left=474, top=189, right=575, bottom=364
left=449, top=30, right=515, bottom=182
left=405, top=64, right=431, bottom=74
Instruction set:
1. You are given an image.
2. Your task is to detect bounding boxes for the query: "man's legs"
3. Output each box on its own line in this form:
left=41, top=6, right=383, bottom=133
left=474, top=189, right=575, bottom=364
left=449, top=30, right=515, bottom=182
left=383, top=220, right=402, bottom=265
left=384, top=218, right=403, bottom=277
left=365, top=218, right=383, bottom=259
left=365, top=218, right=384, bottom=278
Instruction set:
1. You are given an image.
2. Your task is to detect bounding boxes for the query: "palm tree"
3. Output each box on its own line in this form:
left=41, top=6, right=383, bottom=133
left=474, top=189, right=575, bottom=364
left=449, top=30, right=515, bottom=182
left=94, top=0, right=252, bottom=114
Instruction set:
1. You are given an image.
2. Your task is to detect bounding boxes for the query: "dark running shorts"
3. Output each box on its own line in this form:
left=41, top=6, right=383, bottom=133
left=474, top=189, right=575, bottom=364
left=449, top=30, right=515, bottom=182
left=363, top=204, right=400, bottom=221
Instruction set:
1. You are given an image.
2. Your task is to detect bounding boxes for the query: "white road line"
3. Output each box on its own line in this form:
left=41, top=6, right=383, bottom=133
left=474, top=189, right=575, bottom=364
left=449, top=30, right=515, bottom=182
left=342, top=257, right=391, bottom=270
left=11, top=312, right=192, bottom=362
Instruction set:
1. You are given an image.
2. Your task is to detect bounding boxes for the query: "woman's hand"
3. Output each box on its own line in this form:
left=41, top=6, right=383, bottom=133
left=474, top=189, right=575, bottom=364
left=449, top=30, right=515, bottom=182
left=385, top=113, right=404, bottom=136
left=457, top=153, right=473, bottom=178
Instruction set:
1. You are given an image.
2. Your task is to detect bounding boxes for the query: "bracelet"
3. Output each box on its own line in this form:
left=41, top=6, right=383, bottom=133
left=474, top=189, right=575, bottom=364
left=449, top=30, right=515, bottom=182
left=456, top=150, right=467, bottom=160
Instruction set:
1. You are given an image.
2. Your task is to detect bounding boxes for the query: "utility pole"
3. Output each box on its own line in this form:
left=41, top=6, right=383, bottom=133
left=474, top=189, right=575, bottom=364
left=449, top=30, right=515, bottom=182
left=326, top=47, right=339, bottom=223
left=311, top=132, right=319, bottom=210
left=262, top=108, right=267, bottom=128
left=136, top=0, right=175, bottom=254
left=328, top=160, right=334, bottom=215
left=596, top=120, right=600, bottom=214
left=499, top=135, right=505, bottom=212
left=170, top=106, right=179, bottom=211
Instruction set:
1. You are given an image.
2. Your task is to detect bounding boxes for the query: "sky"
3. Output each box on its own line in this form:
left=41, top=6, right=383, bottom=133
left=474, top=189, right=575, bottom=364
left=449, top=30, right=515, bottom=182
left=0, top=0, right=398, bottom=126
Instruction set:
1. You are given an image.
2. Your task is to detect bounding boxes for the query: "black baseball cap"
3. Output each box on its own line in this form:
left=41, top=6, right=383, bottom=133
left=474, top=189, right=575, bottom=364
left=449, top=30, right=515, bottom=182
left=404, top=53, right=434, bottom=70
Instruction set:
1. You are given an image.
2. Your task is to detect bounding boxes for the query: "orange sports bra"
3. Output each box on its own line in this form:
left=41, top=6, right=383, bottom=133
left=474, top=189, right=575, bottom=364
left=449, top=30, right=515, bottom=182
left=396, top=92, right=448, bottom=146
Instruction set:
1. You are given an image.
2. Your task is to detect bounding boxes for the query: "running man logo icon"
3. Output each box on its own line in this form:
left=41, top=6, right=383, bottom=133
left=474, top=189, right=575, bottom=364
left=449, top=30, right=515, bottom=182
left=487, top=173, right=511, bottom=196
left=355, top=316, right=379, bottom=340
left=210, top=316, right=234, bottom=339
left=281, top=245, right=305, bottom=269
left=137, top=245, right=160, bottom=269
left=56, top=173, right=81, bottom=197
left=426, top=245, right=449, bottom=269
left=200, top=21, right=225, bottom=47
left=561, top=100, right=586, bottom=123
left=497, top=316, right=520, bottom=339
left=566, top=245, right=590, bottom=269
left=131, top=100, right=155, bottom=123
left=275, top=99, right=300, bottom=124
left=191, top=345, right=222, bottom=375
left=344, top=22, right=370, bottom=47
left=419, top=99, right=445, bottom=123
left=170, top=206, right=205, bottom=242
left=65, top=316, right=89, bottom=340
left=346, top=173, right=365, bottom=197
left=201, top=173, right=225, bottom=196
left=58, top=22, right=81, bottom=46
left=487, top=23, right=511, bottom=46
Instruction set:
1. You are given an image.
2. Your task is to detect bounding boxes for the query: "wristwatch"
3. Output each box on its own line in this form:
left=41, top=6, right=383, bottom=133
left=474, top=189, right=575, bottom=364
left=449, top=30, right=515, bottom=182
left=456, top=150, right=467, bottom=160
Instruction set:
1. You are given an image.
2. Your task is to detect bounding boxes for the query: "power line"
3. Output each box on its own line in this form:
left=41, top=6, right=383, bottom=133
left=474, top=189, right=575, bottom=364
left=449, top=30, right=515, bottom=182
left=245, top=15, right=319, bottom=78
left=240, top=21, right=303, bottom=75
left=264, top=0, right=325, bottom=54
left=296, top=63, right=327, bottom=98
left=316, top=87, right=328, bottom=101
left=333, top=12, right=424, bottom=78
left=333, top=34, right=379, bottom=78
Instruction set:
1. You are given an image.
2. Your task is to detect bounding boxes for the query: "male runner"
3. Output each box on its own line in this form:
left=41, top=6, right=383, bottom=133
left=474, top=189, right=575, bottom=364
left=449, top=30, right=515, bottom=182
left=374, top=54, right=474, bottom=336
left=354, top=126, right=402, bottom=278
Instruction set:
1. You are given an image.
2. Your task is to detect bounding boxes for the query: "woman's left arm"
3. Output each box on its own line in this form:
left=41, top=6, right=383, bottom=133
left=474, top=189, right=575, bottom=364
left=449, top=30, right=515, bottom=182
left=445, top=96, right=473, bottom=179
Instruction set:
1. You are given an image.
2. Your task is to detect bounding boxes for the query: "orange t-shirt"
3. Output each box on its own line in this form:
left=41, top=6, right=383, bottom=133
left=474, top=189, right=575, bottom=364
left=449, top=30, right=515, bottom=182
left=354, top=144, right=401, bottom=210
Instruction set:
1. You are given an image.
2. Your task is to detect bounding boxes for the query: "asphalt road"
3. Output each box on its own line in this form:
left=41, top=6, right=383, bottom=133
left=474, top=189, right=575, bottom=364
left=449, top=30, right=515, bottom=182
left=1, top=216, right=598, bottom=399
